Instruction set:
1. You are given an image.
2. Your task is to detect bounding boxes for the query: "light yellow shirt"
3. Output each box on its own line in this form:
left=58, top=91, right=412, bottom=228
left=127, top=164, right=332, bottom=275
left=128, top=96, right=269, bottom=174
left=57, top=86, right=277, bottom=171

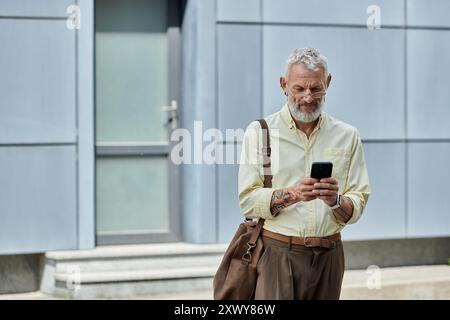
left=238, top=104, right=371, bottom=237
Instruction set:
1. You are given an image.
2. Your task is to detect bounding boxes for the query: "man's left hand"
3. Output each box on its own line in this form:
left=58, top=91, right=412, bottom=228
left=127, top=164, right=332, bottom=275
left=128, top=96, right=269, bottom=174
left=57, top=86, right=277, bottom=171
left=312, top=177, right=339, bottom=207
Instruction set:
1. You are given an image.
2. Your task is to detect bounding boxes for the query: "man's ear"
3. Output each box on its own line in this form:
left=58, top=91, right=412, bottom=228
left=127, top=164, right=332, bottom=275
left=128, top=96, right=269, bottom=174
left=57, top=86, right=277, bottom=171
left=326, top=73, right=332, bottom=88
left=280, top=76, right=287, bottom=94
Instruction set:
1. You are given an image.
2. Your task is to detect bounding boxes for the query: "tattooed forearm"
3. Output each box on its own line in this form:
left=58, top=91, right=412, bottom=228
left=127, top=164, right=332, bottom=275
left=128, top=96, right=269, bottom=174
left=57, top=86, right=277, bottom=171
left=332, top=196, right=353, bottom=223
left=270, top=188, right=296, bottom=216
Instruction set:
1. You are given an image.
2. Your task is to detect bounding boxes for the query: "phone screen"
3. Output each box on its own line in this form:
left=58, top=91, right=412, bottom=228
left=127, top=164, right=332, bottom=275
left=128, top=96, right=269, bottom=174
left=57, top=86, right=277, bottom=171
left=310, top=162, right=333, bottom=181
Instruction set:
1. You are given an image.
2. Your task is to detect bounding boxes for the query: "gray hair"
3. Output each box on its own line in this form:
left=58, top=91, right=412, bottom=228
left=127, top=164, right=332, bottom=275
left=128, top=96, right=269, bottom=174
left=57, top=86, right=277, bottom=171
left=284, top=48, right=329, bottom=79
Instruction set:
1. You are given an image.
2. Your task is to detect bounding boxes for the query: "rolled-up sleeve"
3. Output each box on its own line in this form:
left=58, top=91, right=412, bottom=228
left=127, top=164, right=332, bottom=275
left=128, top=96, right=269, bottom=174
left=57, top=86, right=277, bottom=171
left=342, top=129, right=371, bottom=225
left=238, top=121, right=275, bottom=220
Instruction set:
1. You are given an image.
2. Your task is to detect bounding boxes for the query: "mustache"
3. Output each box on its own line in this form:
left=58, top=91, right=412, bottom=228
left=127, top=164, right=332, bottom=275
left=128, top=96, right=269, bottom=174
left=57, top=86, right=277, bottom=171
left=295, top=103, right=318, bottom=108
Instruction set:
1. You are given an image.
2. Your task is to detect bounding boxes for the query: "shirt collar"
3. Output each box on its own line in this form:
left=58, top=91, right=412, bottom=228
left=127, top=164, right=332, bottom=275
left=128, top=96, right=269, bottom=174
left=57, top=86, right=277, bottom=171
left=280, top=103, right=326, bottom=131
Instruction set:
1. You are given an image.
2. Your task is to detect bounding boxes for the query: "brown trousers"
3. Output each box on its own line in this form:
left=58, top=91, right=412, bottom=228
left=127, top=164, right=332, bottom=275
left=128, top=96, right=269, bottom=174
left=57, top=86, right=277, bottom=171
left=254, top=235, right=345, bottom=300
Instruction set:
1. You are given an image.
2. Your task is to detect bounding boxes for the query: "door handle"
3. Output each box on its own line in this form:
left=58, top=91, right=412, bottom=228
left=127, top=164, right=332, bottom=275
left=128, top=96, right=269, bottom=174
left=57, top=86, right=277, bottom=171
left=162, top=100, right=178, bottom=130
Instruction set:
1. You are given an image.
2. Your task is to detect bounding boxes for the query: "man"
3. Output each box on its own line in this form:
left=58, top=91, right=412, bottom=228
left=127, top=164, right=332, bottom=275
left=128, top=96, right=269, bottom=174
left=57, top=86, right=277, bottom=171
left=238, top=48, right=370, bottom=300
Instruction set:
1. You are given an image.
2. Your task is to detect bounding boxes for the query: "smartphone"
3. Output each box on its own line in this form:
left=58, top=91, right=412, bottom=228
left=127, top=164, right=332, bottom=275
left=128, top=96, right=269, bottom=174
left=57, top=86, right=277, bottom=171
left=310, top=162, right=333, bottom=181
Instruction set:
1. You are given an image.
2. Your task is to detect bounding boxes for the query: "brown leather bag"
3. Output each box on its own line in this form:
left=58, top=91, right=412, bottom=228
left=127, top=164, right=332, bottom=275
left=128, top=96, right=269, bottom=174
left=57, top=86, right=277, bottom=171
left=213, top=119, right=272, bottom=300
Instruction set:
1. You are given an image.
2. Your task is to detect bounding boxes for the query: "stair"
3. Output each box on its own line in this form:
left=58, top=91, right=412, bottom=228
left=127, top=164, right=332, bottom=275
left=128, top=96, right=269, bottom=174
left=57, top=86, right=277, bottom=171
left=40, top=243, right=227, bottom=299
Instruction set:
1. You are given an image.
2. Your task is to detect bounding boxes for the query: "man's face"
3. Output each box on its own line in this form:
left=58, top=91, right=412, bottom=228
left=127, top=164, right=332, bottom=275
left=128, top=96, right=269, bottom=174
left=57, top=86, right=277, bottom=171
left=281, top=64, right=330, bottom=122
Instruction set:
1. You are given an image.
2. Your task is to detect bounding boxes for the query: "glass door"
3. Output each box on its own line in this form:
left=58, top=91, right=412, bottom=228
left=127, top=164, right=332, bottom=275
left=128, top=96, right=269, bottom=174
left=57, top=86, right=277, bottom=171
left=94, top=0, right=182, bottom=244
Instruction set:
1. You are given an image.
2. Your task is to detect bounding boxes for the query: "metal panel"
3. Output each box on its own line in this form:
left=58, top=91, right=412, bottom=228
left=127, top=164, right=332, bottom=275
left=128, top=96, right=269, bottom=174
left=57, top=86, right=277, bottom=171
left=407, top=30, right=450, bottom=139
left=217, top=0, right=261, bottom=22
left=263, top=25, right=405, bottom=140
left=218, top=151, right=242, bottom=243
left=262, top=0, right=404, bottom=26
left=0, top=146, right=77, bottom=254
left=407, top=0, right=450, bottom=28
left=217, top=24, right=262, bottom=139
left=0, top=19, right=76, bottom=144
left=0, top=0, right=73, bottom=17
left=181, top=0, right=217, bottom=243
left=408, top=143, right=450, bottom=237
left=77, top=0, right=95, bottom=249
left=342, top=143, right=406, bottom=240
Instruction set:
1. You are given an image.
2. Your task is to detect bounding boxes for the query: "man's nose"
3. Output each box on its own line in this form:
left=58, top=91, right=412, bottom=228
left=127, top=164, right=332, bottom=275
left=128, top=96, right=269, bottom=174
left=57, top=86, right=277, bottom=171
left=302, top=94, right=314, bottom=103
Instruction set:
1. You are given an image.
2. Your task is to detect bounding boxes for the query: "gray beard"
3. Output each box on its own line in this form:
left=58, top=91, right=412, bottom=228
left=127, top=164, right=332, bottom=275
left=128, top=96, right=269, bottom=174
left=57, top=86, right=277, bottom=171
left=287, top=98, right=324, bottom=123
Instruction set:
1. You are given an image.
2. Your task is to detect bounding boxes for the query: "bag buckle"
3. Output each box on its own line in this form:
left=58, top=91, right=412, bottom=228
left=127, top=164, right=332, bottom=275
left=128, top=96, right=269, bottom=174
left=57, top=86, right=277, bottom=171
left=242, top=242, right=257, bottom=262
left=262, top=147, right=271, bottom=157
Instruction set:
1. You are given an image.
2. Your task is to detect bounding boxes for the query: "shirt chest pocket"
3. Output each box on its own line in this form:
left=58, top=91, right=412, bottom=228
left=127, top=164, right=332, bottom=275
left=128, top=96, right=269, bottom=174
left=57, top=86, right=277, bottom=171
left=321, top=148, right=350, bottom=183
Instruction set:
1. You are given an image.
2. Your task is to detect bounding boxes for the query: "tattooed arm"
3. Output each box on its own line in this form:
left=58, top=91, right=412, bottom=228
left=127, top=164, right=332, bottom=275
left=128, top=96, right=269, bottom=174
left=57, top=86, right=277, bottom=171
left=312, top=177, right=354, bottom=224
left=330, top=196, right=354, bottom=224
left=269, top=189, right=297, bottom=216
left=269, top=178, right=319, bottom=217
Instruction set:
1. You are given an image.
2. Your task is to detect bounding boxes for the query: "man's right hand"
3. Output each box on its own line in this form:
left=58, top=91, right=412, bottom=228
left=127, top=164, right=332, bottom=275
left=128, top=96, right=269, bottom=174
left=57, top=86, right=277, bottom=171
left=289, top=177, right=319, bottom=202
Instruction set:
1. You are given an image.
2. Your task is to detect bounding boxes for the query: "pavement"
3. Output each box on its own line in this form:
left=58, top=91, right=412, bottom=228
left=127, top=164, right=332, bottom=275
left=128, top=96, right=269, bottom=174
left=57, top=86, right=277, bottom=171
left=1, top=264, right=449, bottom=300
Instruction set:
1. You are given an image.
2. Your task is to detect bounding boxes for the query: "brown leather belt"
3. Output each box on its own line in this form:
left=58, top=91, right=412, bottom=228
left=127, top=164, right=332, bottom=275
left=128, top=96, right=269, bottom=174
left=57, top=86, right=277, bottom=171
left=262, top=229, right=341, bottom=249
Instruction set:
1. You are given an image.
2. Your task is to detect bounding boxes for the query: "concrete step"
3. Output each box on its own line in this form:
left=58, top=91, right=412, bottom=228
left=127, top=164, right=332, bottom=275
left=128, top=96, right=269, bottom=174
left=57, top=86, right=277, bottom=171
left=52, top=257, right=223, bottom=274
left=45, top=242, right=226, bottom=273
left=54, top=266, right=217, bottom=283
left=41, top=242, right=227, bottom=299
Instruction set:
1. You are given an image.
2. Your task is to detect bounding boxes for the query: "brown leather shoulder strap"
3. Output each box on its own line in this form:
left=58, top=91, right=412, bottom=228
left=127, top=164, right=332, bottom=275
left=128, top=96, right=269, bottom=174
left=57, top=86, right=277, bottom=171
left=256, top=119, right=272, bottom=188
left=249, top=119, right=273, bottom=231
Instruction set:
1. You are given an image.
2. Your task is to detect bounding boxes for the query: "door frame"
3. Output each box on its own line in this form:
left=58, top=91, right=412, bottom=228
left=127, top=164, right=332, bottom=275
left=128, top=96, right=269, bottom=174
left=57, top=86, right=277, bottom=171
left=94, top=0, right=185, bottom=245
